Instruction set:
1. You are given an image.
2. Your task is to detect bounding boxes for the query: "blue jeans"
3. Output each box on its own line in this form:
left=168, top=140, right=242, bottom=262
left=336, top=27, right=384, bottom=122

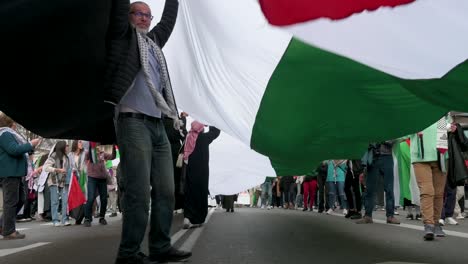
left=85, top=177, right=108, bottom=221
left=116, top=115, right=175, bottom=258
left=441, top=183, right=457, bottom=219
left=364, top=155, right=395, bottom=217
left=261, top=182, right=272, bottom=206
left=327, top=181, right=347, bottom=209
left=49, top=185, right=69, bottom=224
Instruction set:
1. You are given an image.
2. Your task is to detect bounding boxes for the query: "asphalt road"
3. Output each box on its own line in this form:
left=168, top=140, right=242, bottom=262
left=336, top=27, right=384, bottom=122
left=1, top=207, right=468, bottom=264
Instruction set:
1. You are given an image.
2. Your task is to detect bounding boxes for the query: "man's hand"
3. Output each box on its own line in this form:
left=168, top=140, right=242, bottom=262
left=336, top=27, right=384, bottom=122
left=30, top=138, right=42, bottom=147
left=450, top=123, right=457, bottom=133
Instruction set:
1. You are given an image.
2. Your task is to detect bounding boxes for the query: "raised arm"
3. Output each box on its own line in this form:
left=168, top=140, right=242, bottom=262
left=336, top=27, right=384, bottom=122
left=107, top=0, right=132, bottom=40
left=149, top=0, right=179, bottom=48
left=205, top=127, right=221, bottom=144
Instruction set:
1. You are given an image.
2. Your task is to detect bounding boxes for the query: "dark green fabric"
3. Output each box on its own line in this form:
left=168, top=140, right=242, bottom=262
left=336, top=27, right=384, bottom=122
left=252, top=38, right=468, bottom=175
left=395, top=140, right=412, bottom=204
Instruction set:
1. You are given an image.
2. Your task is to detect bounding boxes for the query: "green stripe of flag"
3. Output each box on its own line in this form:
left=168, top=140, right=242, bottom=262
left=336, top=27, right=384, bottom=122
left=251, top=38, right=467, bottom=175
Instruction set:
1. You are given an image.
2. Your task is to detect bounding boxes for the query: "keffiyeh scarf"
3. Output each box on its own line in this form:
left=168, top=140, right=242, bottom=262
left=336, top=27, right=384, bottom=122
left=136, top=32, right=181, bottom=129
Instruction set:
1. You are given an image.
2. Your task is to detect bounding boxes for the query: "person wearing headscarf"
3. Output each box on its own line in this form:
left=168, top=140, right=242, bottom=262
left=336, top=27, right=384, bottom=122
left=182, top=121, right=220, bottom=229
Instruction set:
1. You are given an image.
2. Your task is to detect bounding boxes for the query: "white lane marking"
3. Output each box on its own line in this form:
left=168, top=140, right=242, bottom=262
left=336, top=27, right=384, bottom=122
left=178, top=207, right=215, bottom=252
left=16, top=228, right=30, bottom=231
left=0, top=242, right=50, bottom=257
left=328, top=212, right=468, bottom=239
left=40, top=223, right=53, bottom=226
left=171, top=229, right=188, bottom=245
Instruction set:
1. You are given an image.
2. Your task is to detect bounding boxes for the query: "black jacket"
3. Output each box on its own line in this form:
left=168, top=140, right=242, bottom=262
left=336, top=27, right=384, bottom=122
left=104, top=0, right=179, bottom=105
left=447, top=124, right=468, bottom=188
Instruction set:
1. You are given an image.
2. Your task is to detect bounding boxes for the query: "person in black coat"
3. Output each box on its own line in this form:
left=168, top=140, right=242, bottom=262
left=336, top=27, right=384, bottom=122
left=163, top=112, right=188, bottom=210
left=182, top=121, right=220, bottom=228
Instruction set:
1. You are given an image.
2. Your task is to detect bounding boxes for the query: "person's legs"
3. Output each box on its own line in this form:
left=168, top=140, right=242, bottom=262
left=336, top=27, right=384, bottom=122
left=116, top=117, right=152, bottom=258
left=148, top=120, right=175, bottom=255
left=414, top=162, right=435, bottom=225
left=327, top=182, right=337, bottom=211
left=303, top=181, right=311, bottom=209
left=288, top=182, right=296, bottom=208
left=382, top=156, right=396, bottom=217
left=266, top=182, right=273, bottom=207
left=454, top=186, right=464, bottom=217
left=61, top=186, right=69, bottom=224
left=352, top=174, right=362, bottom=212
left=308, top=180, right=318, bottom=209
left=261, top=183, right=268, bottom=207
left=0, top=177, right=22, bottom=236
left=431, top=163, right=447, bottom=225
left=84, top=177, right=97, bottom=222
left=21, top=181, right=31, bottom=219
left=109, top=191, right=118, bottom=214
left=49, top=185, right=59, bottom=224
left=97, top=180, right=108, bottom=219
left=344, top=172, right=354, bottom=210
left=317, top=174, right=325, bottom=212
left=442, top=183, right=456, bottom=219
left=364, top=163, right=379, bottom=218
left=337, top=181, right=348, bottom=210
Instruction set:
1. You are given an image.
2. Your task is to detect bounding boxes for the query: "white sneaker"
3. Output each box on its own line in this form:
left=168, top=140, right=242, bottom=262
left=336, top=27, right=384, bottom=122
left=63, top=221, right=71, bottom=226
left=446, top=217, right=459, bottom=225
left=261, top=205, right=265, bottom=209
left=455, top=214, right=465, bottom=220
left=53, top=222, right=62, bottom=227
left=267, top=206, right=272, bottom=210
left=438, top=219, right=445, bottom=226
left=183, top=218, right=192, bottom=229
left=343, top=209, right=348, bottom=216
left=326, top=208, right=334, bottom=215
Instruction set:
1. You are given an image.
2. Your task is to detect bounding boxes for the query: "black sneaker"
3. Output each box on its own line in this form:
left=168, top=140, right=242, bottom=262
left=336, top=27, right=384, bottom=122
left=350, top=212, right=362, bottom=219
left=116, top=252, right=156, bottom=264
left=302, top=207, right=308, bottom=212
left=416, top=214, right=422, bottom=221
left=424, top=224, right=435, bottom=241
left=345, top=211, right=354, bottom=218
left=99, top=218, right=108, bottom=225
left=406, top=213, right=414, bottom=220
left=150, top=247, right=192, bottom=262
left=84, top=220, right=91, bottom=227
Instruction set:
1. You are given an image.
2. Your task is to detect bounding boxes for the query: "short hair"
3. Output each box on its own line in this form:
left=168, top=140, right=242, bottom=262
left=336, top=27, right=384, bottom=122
left=130, top=1, right=150, bottom=12
left=0, top=112, right=14, bottom=128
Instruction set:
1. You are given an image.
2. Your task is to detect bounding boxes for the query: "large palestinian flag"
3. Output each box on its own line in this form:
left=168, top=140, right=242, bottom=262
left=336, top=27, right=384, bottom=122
left=159, top=0, right=468, bottom=174
left=1, top=0, right=467, bottom=176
